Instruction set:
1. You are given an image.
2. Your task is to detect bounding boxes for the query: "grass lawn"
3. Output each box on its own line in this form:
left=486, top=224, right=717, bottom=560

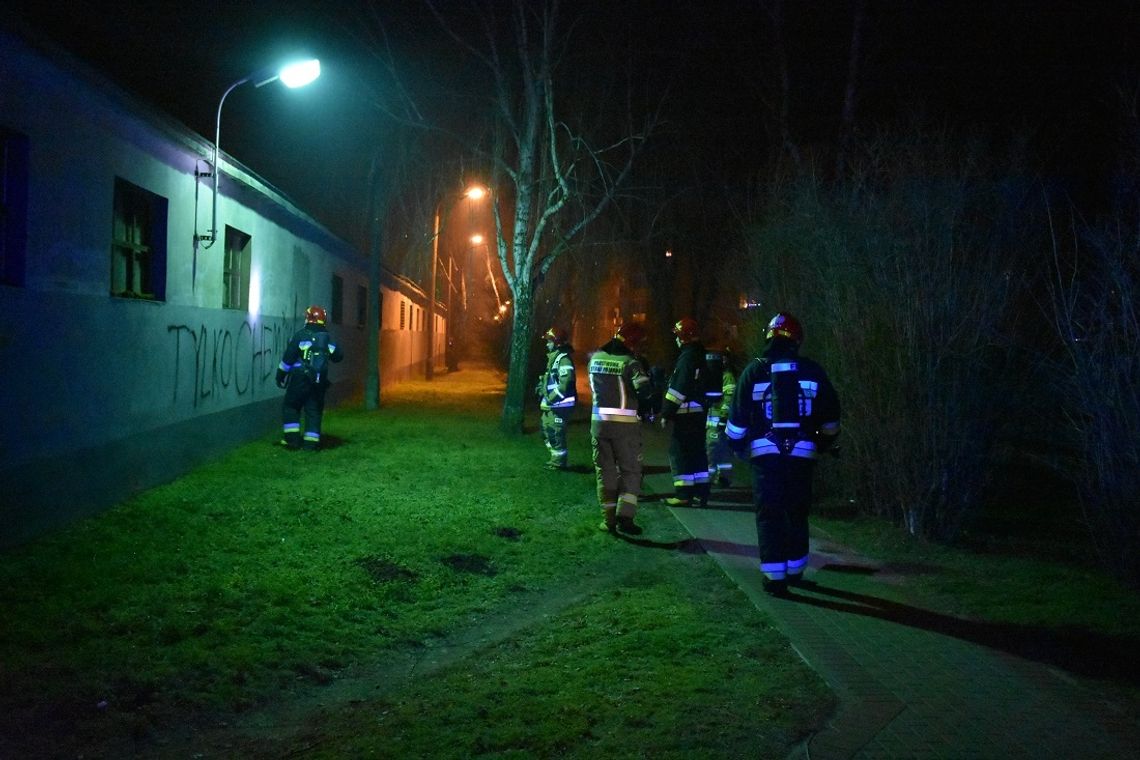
left=0, top=367, right=833, bottom=758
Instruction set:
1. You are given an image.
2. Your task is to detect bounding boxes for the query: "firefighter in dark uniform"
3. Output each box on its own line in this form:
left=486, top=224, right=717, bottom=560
left=535, top=326, right=577, bottom=470
left=704, top=345, right=738, bottom=488
left=726, top=312, right=840, bottom=596
left=660, top=317, right=711, bottom=507
left=276, top=305, right=344, bottom=451
left=588, top=321, right=653, bottom=535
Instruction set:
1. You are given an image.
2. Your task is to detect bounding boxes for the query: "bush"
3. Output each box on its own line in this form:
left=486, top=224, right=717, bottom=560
left=744, top=129, right=1034, bottom=541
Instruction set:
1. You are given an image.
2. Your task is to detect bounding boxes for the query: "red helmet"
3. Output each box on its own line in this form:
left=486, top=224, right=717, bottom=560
left=615, top=321, right=647, bottom=349
left=765, top=312, right=803, bottom=343
left=542, top=326, right=569, bottom=344
left=672, top=317, right=700, bottom=343
left=305, top=305, right=327, bottom=325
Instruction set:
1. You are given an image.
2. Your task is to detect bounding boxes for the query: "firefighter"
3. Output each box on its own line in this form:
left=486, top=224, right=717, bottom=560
left=276, top=305, right=344, bottom=451
left=660, top=317, right=711, bottom=507
left=726, top=312, right=840, bottom=596
left=704, top=344, right=738, bottom=488
left=535, top=326, right=577, bottom=470
left=588, top=321, right=654, bottom=535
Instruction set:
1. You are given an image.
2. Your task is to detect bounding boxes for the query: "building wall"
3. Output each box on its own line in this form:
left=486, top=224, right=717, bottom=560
left=0, top=26, right=444, bottom=546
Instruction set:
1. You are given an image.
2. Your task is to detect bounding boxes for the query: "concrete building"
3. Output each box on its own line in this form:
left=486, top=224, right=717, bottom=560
left=0, top=23, right=445, bottom=546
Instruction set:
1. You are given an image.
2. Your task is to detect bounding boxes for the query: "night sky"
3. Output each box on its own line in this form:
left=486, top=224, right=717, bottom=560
left=6, top=0, right=1140, bottom=247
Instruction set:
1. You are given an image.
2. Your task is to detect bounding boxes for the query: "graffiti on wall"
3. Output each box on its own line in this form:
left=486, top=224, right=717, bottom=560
left=168, top=316, right=296, bottom=407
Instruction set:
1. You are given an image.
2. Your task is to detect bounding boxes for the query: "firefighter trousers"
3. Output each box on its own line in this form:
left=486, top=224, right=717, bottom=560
left=751, top=455, right=815, bottom=580
left=591, top=425, right=642, bottom=518
left=540, top=407, right=573, bottom=466
left=282, top=375, right=328, bottom=450
left=669, top=414, right=710, bottom=503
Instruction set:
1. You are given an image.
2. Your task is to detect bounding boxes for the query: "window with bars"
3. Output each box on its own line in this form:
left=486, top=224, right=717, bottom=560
left=356, top=284, right=367, bottom=327
left=222, top=226, right=251, bottom=310
left=1, top=127, right=29, bottom=287
left=110, top=178, right=167, bottom=300
left=400, top=300, right=406, bottom=329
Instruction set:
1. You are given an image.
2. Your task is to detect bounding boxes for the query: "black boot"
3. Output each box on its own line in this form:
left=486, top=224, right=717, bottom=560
left=762, top=578, right=789, bottom=597
left=617, top=516, right=643, bottom=535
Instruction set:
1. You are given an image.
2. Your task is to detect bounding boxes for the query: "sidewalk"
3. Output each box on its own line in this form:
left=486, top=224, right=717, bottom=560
left=636, top=437, right=1140, bottom=759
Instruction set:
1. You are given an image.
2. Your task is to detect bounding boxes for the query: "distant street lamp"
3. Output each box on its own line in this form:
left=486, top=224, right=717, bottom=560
left=426, top=185, right=488, bottom=379
left=197, top=59, right=321, bottom=248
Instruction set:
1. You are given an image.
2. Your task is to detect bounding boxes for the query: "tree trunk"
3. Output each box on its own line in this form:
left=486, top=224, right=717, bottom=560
left=499, top=286, right=533, bottom=432
left=835, top=0, right=866, bottom=179
left=365, top=152, right=386, bottom=410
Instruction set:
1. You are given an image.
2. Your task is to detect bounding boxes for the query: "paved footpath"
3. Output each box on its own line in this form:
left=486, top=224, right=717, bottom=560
left=638, top=457, right=1140, bottom=759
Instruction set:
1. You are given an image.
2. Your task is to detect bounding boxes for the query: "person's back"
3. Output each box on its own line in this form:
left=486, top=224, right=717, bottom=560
left=588, top=324, right=651, bottom=535
left=726, top=312, right=839, bottom=595
left=660, top=318, right=711, bottom=506
left=588, top=338, right=647, bottom=435
left=277, top=306, right=344, bottom=451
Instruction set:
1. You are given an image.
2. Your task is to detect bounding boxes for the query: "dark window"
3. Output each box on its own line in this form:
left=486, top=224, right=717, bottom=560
left=223, top=226, right=251, bottom=310
left=331, top=274, right=344, bottom=324
left=356, top=284, right=367, bottom=327
left=1, top=127, right=29, bottom=287
left=110, top=178, right=168, bottom=300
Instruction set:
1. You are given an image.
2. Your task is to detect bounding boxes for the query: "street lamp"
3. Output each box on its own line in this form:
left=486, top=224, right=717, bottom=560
left=426, top=184, right=488, bottom=379
left=197, top=59, right=321, bottom=248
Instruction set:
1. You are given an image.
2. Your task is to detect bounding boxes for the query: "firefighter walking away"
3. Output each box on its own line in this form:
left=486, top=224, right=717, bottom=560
left=726, top=312, right=840, bottom=596
left=277, top=305, right=344, bottom=451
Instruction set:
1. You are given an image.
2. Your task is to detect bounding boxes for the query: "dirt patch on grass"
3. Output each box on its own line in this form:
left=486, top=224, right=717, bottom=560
left=441, top=553, right=497, bottom=576
left=352, top=555, right=418, bottom=584
left=143, top=538, right=691, bottom=757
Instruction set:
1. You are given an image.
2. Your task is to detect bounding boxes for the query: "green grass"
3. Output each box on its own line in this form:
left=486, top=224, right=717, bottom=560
left=0, top=368, right=832, bottom=758
left=7, top=366, right=1137, bottom=757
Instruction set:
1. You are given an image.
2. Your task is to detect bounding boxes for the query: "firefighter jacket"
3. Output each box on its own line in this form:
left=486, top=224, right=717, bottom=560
left=703, top=349, right=737, bottom=426
left=277, top=324, right=344, bottom=388
left=538, top=345, right=577, bottom=410
left=587, top=339, right=652, bottom=434
left=661, top=341, right=708, bottom=420
left=726, top=339, right=840, bottom=460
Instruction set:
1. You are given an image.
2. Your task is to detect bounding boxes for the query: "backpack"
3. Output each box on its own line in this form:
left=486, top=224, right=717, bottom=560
left=300, top=330, right=331, bottom=383
left=703, top=350, right=725, bottom=400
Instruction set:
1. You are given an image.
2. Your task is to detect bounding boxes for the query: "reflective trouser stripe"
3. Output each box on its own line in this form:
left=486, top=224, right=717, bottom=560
left=283, top=423, right=301, bottom=433
left=672, top=471, right=711, bottom=488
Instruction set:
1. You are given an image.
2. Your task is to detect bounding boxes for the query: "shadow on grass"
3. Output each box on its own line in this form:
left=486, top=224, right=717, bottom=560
left=790, top=583, right=1140, bottom=686
left=275, top=435, right=349, bottom=451
left=613, top=534, right=709, bottom=553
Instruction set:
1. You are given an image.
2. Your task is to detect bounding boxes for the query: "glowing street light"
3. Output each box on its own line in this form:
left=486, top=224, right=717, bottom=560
left=197, top=58, right=321, bottom=249
left=427, top=184, right=488, bottom=379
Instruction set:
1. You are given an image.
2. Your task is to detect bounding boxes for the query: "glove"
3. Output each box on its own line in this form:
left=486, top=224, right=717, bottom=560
left=276, top=369, right=288, bottom=389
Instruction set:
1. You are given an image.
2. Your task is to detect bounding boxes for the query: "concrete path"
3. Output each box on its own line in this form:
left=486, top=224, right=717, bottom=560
left=638, top=458, right=1140, bottom=759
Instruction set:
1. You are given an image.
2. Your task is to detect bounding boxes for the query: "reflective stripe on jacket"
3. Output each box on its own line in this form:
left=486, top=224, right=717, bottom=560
left=588, top=342, right=650, bottom=432
left=541, top=349, right=577, bottom=410
left=726, top=346, right=839, bottom=460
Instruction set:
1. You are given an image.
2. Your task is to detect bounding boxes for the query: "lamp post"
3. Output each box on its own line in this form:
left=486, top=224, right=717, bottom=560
left=197, top=59, right=321, bottom=248
left=426, top=185, right=487, bottom=379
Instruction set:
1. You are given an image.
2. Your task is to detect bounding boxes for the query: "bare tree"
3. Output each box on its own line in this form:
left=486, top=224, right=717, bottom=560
left=425, top=0, right=658, bottom=432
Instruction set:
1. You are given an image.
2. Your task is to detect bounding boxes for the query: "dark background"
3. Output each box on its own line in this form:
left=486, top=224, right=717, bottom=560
left=6, top=0, right=1140, bottom=248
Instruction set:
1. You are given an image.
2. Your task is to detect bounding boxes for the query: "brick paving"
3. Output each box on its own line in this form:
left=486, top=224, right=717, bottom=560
left=640, top=471, right=1140, bottom=759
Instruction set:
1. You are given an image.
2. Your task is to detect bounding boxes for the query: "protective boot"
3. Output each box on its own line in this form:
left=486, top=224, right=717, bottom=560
left=617, top=516, right=643, bottom=535
left=598, top=505, right=618, bottom=533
